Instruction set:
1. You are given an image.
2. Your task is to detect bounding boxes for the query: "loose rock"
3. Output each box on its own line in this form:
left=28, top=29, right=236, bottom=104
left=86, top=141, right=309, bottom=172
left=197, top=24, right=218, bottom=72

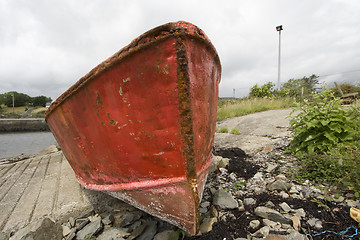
left=97, top=228, right=129, bottom=240
left=267, top=180, right=292, bottom=191
left=213, top=189, right=239, bottom=209
left=200, top=217, right=217, bottom=234
left=76, top=217, right=103, bottom=240
left=254, top=206, right=291, bottom=224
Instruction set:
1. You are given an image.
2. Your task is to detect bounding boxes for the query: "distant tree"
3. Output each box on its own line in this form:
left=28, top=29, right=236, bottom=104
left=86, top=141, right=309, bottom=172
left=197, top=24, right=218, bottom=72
left=32, top=96, right=52, bottom=107
left=249, top=82, right=276, bottom=98
left=0, top=91, right=32, bottom=107
left=281, top=74, right=319, bottom=98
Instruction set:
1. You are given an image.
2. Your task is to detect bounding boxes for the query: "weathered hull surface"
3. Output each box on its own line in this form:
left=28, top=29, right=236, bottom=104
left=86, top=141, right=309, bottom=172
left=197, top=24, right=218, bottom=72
left=45, top=21, right=221, bottom=235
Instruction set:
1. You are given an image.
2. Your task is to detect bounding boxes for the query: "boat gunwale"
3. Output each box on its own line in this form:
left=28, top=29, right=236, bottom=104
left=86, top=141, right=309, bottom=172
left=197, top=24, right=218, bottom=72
left=44, top=21, right=221, bottom=120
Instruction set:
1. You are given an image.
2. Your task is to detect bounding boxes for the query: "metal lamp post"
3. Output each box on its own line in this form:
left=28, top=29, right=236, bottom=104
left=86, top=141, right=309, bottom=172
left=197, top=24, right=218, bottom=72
left=276, top=25, right=283, bottom=90
left=11, top=93, right=14, bottom=114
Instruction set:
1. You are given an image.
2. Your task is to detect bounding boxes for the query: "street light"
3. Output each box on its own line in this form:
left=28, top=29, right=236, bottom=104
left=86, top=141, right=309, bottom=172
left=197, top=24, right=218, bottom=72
left=276, top=25, right=283, bottom=90
left=11, top=94, right=14, bottom=114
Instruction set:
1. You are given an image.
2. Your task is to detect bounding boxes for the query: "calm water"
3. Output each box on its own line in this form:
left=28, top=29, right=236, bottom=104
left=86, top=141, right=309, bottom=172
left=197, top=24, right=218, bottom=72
left=0, top=132, right=58, bottom=159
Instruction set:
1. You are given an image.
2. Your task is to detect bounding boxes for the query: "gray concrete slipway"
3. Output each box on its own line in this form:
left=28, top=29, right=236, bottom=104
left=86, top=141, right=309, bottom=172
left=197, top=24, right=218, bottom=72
left=0, top=108, right=293, bottom=234
left=0, top=148, right=120, bottom=234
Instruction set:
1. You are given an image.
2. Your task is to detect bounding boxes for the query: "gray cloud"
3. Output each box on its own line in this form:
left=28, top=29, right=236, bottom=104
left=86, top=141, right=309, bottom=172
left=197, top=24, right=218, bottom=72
left=0, top=0, right=359, bottom=100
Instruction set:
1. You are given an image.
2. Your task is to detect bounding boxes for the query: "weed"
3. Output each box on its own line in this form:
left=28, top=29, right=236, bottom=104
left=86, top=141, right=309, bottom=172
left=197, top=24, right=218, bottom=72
left=230, top=128, right=240, bottom=135
left=233, top=182, right=246, bottom=189
left=219, top=127, right=228, bottom=133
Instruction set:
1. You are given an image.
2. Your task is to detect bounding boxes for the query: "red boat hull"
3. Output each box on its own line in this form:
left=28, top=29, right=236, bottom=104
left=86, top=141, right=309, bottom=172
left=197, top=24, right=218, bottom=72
left=45, top=21, right=221, bottom=234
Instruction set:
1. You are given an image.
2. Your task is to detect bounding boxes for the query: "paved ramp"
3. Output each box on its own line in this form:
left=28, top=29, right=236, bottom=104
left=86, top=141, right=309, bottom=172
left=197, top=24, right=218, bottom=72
left=0, top=152, right=93, bottom=232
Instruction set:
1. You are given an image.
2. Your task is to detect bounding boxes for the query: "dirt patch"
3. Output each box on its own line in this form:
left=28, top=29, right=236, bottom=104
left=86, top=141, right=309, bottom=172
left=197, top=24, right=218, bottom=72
left=214, top=147, right=259, bottom=180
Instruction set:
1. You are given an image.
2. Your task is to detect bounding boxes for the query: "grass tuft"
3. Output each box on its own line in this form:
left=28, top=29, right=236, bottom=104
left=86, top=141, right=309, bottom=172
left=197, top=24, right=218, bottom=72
left=217, top=97, right=295, bottom=121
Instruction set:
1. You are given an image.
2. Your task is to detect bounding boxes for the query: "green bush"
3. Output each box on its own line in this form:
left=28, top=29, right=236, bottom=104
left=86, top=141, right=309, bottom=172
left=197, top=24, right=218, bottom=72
left=288, top=88, right=357, bottom=154
left=289, top=87, right=360, bottom=196
left=249, top=82, right=276, bottom=98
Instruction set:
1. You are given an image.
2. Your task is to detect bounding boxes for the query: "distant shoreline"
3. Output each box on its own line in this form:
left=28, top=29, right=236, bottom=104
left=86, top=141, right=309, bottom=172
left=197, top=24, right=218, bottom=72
left=0, top=118, right=50, bottom=132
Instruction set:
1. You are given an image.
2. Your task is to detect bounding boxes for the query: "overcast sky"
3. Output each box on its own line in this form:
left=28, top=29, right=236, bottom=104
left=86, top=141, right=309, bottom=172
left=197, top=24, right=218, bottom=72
left=1, top=0, right=360, bottom=100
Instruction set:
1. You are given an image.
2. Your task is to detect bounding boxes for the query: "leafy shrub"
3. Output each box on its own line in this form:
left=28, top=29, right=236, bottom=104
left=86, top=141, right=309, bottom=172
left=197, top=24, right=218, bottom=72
left=249, top=82, right=276, bottom=98
left=288, top=88, right=357, bottom=155
left=289, top=87, right=360, bottom=196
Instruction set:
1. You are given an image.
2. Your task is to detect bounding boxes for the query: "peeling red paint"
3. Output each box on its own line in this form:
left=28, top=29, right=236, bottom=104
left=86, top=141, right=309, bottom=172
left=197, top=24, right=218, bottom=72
left=45, top=21, right=221, bottom=235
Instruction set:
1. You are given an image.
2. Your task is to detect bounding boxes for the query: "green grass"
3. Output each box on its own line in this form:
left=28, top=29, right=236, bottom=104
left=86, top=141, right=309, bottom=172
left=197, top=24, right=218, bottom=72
left=0, top=106, right=28, bottom=114
left=230, top=128, right=240, bottom=135
left=217, top=97, right=295, bottom=121
left=218, top=127, right=228, bottom=133
left=0, top=105, right=47, bottom=117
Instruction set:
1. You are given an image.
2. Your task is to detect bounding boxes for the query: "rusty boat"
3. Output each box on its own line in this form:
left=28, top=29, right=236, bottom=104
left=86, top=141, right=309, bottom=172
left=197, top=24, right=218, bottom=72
left=45, top=21, right=221, bottom=235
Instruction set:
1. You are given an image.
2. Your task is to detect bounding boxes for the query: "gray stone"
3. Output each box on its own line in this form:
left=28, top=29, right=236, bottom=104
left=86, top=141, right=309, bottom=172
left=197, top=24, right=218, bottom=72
left=289, top=186, right=299, bottom=194
left=267, top=180, right=292, bottom=191
left=76, top=218, right=103, bottom=240
left=102, top=213, right=115, bottom=225
left=210, top=156, right=223, bottom=172
left=249, top=220, right=260, bottom=230
left=333, top=196, right=345, bottom=203
left=265, top=201, right=275, bottom=208
left=65, top=229, right=76, bottom=240
left=263, top=219, right=280, bottom=229
left=254, top=206, right=291, bottom=224
left=243, top=198, right=256, bottom=206
left=62, top=225, right=71, bottom=237
left=266, top=164, right=278, bottom=172
left=200, top=207, right=208, bottom=214
left=128, top=220, right=142, bottom=233
left=218, top=158, right=230, bottom=169
left=115, top=212, right=137, bottom=227
left=346, top=199, right=358, bottom=208
left=127, top=221, right=146, bottom=240
left=137, top=220, right=157, bottom=240
left=97, top=228, right=129, bottom=240
left=68, top=217, right=75, bottom=228
left=252, top=226, right=270, bottom=238
left=200, top=201, right=210, bottom=208
left=209, top=205, right=218, bottom=218
left=253, top=172, right=263, bottom=180
left=77, top=207, right=95, bottom=219
left=213, top=189, right=239, bottom=209
left=200, top=217, right=217, bottom=234
left=154, top=230, right=178, bottom=240
left=10, top=218, right=62, bottom=240
left=264, top=234, right=287, bottom=240
left=279, top=202, right=292, bottom=213
left=287, top=231, right=308, bottom=240
left=76, top=219, right=90, bottom=231
left=307, top=218, right=322, bottom=230
left=280, top=191, right=290, bottom=198
left=294, top=208, right=306, bottom=218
